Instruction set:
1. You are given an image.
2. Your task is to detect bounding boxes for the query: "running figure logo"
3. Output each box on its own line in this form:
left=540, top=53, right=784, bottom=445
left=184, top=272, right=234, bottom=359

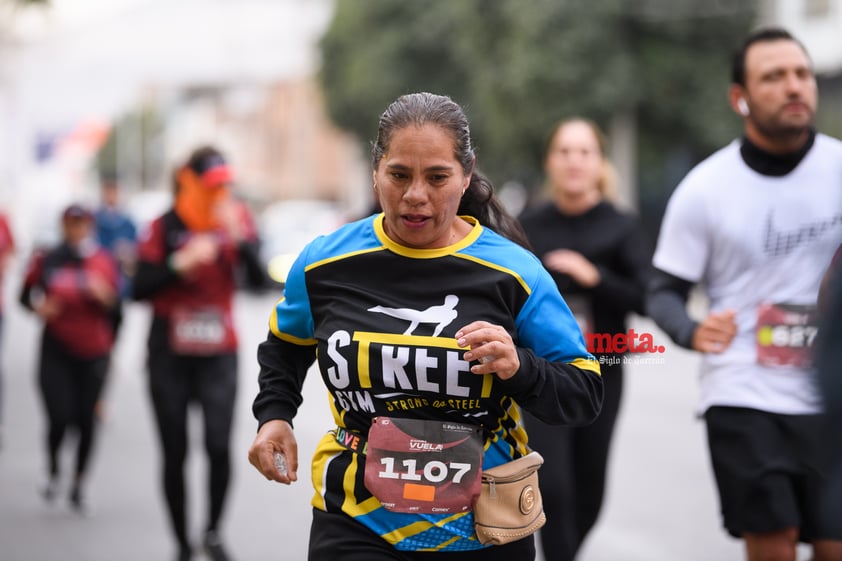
left=368, top=295, right=459, bottom=337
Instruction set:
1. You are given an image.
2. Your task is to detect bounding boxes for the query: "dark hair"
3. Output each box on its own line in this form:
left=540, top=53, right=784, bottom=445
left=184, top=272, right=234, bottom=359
left=371, top=92, right=530, bottom=249
left=171, top=145, right=226, bottom=194
left=731, top=27, right=809, bottom=86
left=186, top=145, right=227, bottom=175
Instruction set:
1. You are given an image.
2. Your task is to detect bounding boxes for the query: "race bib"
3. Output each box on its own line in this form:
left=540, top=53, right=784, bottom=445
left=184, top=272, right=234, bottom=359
left=170, top=306, right=229, bottom=355
left=756, top=302, right=818, bottom=368
left=364, top=417, right=483, bottom=514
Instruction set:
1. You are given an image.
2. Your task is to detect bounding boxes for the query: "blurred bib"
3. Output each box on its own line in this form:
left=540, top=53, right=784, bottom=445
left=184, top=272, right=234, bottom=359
left=170, top=305, right=230, bottom=355
left=755, top=302, right=818, bottom=368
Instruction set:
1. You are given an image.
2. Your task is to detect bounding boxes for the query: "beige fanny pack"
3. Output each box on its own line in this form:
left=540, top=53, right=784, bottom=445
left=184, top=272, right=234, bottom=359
left=474, top=451, right=546, bottom=545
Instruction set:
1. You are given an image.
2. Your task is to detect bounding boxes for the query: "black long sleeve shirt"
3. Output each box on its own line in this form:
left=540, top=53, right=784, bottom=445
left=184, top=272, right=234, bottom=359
left=518, top=200, right=653, bottom=345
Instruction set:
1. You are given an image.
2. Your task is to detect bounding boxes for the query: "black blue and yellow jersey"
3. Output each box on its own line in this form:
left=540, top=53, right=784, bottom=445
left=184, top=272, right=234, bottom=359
left=253, top=213, right=602, bottom=551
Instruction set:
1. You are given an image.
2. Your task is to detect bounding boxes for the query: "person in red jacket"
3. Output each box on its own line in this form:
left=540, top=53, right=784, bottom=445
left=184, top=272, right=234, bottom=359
left=19, top=203, right=120, bottom=515
left=132, top=145, right=266, bottom=561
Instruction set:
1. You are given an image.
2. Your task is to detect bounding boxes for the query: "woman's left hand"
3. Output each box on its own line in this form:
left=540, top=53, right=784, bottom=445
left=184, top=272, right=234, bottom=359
left=456, top=321, right=520, bottom=380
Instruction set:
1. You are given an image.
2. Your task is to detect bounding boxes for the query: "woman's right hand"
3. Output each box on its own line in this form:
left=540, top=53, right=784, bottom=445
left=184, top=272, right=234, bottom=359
left=248, top=419, right=299, bottom=484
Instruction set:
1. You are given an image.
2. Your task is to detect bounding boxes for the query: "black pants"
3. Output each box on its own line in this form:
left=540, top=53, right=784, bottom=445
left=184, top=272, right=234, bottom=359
left=308, top=508, right=536, bottom=560
left=523, top=359, right=623, bottom=561
left=147, top=344, right=237, bottom=549
left=38, top=333, right=109, bottom=480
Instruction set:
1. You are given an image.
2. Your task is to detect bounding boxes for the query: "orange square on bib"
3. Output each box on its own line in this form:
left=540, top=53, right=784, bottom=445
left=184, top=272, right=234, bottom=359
left=403, top=483, right=436, bottom=502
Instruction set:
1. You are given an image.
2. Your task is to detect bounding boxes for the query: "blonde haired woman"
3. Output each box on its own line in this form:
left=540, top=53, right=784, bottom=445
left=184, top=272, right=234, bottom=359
left=518, top=118, right=653, bottom=561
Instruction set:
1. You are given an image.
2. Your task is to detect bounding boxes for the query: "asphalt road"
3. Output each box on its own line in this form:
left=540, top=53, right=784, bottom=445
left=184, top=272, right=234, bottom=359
left=0, top=279, right=810, bottom=561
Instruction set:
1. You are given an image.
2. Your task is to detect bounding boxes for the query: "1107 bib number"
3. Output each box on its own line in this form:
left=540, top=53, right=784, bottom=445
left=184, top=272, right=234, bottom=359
left=377, top=457, right=472, bottom=484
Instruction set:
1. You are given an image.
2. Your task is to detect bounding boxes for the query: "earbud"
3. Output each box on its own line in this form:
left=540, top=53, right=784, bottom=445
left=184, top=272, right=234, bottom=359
left=737, top=97, right=750, bottom=117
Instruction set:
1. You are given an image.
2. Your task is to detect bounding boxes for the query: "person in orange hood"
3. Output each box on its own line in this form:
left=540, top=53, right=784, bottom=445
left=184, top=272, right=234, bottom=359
left=133, top=146, right=267, bottom=561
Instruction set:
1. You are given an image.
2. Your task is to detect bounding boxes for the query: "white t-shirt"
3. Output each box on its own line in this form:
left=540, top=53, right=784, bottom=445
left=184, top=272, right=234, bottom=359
left=654, top=134, right=842, bottom=415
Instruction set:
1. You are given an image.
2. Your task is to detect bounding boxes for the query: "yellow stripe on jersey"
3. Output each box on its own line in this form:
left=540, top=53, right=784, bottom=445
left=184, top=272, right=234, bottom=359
left=341, top=453, right=381, bottom=515
left=455, top=253, right=532, bottom=295
left=304, top=246, right=386, bottom=273
left=481, top=372, right=494, bottom=398
left=423, top=534, right=464, bottom=551
left=310, top=434, right=382, bottom=516
left=268, top=299, right=317, bottom=344
left=484, top=397, right=530, bottom=458
left=571, top=357, right=601, bottom=375
left=310, top=433, right=338, bottom=511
